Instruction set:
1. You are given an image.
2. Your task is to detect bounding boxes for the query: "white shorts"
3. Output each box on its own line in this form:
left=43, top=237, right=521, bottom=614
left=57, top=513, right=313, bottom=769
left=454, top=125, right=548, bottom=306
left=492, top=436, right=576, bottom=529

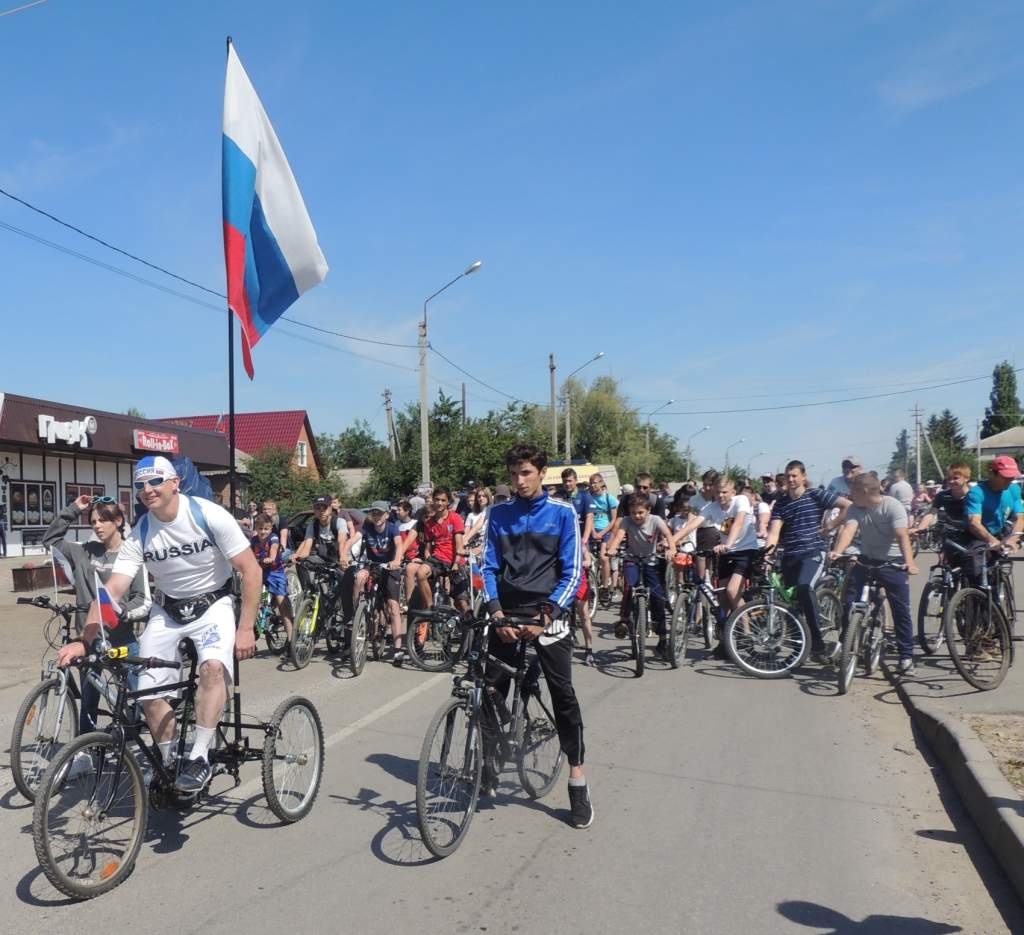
left=137, top=597, right=236, bottom=698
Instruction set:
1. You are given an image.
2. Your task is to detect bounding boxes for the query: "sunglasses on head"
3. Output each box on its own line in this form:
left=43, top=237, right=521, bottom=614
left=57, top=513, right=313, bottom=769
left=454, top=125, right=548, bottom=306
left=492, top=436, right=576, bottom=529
left=90, top=495, right=116, bottom=505
left=134, top=477, right=168, bottom=491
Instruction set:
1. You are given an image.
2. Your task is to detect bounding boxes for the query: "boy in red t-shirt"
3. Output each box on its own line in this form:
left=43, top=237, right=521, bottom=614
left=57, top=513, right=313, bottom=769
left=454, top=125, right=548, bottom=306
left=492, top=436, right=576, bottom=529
left=410, top=487, right=470, bottom=613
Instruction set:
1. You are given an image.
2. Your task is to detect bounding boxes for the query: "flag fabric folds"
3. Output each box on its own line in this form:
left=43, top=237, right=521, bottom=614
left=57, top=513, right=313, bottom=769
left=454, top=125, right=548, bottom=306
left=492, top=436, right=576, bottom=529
left=96, top=574, right=123, bottom=640
left=222, top=40, right=328, bottom=378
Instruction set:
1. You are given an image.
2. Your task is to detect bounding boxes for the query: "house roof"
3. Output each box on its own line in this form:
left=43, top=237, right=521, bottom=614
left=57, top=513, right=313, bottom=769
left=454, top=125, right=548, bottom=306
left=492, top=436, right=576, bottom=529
left=979, top=426, right=1024, bottom=450
left=159, top=410, right=321, bottom=472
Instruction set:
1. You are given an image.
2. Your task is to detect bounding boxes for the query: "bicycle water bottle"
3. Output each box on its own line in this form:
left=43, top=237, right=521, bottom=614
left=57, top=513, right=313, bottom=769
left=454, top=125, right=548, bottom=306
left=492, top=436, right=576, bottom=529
left=771, top=572, right=797, bottom=603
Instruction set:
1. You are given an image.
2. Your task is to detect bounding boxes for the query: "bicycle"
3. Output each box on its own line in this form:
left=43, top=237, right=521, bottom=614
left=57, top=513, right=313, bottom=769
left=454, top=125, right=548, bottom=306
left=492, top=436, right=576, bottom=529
left=916, top=529, right=964, bottom=655
left=836, top=558, right=904, bottom=695
left=353, top=559, right=400, bottom=662
left=32, top=640, right=324, bottom=899
left=10, top=595, right=107, bottom=802
left=722, top=551, right=842, bottom=679
left=254, top=585, right=288, bottom=653
left=415, top=613, right=564, bottom=857
left=621, top=551, right=664, bottom=678
left=405, top=562, right=472, bottom=672
left=291, top=558, right=365, bottom=675
left=941, top=540, right=1017, bottom=691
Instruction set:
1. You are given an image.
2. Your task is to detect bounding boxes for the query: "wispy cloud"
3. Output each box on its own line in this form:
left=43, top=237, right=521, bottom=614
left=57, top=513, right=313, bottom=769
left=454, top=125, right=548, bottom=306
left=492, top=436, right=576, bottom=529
left=876, top=9, right=1020, bottom=113
left=0, top=122, right=142, bottom=195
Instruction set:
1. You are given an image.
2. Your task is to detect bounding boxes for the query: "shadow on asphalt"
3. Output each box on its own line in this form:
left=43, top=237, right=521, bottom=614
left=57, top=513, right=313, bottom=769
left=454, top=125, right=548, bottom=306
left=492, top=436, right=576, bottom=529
left=777, top=899, right=961, bottom=933
left=15, top=864, right=78, bottom=908
left=0, top=785, right=31, bottom=812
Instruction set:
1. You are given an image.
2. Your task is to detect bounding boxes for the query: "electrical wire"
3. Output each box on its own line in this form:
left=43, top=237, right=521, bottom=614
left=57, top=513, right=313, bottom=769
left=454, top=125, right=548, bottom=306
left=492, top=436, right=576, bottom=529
left=428, top=345, right=540, bottom=405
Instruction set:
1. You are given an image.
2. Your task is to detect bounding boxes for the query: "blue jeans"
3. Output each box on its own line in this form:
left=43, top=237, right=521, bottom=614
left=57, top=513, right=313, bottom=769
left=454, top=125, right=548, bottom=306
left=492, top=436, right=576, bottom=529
left=80, top=639, right=139, bottom=734
left=844, top=564, right=913, bottom=660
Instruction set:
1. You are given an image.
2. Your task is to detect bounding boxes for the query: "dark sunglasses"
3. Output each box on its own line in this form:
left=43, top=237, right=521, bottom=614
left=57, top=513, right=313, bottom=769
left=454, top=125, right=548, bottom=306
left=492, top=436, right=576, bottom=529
left=90, top=495, right=117, bottom=505
left=134, top=478, right=168, bottom=491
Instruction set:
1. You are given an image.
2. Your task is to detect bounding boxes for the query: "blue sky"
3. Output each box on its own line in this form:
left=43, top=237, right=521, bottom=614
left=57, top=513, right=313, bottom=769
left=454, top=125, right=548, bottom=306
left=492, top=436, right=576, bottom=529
left=2, top=0, right=1021, bottom=486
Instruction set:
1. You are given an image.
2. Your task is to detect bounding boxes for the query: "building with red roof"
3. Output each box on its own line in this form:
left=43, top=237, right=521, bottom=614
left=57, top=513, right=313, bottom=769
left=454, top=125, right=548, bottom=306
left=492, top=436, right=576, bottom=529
left=160, top=410, right=323, bottom=481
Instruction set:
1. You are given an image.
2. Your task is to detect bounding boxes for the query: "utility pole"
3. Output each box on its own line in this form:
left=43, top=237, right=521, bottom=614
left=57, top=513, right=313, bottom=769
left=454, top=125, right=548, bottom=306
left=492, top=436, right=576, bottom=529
left=977, top=418, right=983, bottom=476
left=418, top=319, right=430, bottom=485
left=549, top=353, right=557, bottom=455
left=565, top=391, right=571, bottom=462
left=383, top=389, right=396, bottom=461
left=911, top=402, right=923, bottom=488
left=461, top=382, right=467, bottom=428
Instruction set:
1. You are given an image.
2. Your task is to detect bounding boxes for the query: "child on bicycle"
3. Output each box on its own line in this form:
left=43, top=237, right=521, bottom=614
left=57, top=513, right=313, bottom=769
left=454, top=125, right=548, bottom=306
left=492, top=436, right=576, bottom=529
left=604, top=492, right=673, bottom=658
left=356, top=501, right=408, bottom=665
left=828, top=473, right=918, bottom=677
left=252, top=513, right=294, bottom=653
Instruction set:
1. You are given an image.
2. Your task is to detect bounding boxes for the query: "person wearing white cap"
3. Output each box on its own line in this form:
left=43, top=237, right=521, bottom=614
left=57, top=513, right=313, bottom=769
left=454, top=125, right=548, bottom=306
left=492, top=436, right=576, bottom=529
left=58, top=455, right=263, bottom=794
left=827, top=455, right=862, bottom=498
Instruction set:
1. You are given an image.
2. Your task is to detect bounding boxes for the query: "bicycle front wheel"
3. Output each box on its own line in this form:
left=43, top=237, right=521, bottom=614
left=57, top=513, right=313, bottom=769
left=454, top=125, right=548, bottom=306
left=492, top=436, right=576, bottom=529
left=667, top=589, right=689, bottom=669
left=586, top=566, right=599, bottom=618
left=945, top=588, right=1011, bottom=691
left=406, top=611, right=463, bottom=672
left=264, top=613, right=288, bottom=653
left=262, top=695, right=325, bottom=822
left=724, top=600, right=809, bottom=678
left=837, top=607, right=864, bottom=695
left=917, top=581, right=946, bottom=655
left=11, top=676, right=79, bottom=803
left=633, top=596, right=647, bottom=678
left=815, top=586, right=841, bottom=649
left=290, top=596, right=317, bottom=670
left=416, top=696, right=482, bottom=858
left=349, top=604, right=368, bottom=676
left=33, top=731, right=147, bottom=900
left=516, top=677, right=565, bottom=798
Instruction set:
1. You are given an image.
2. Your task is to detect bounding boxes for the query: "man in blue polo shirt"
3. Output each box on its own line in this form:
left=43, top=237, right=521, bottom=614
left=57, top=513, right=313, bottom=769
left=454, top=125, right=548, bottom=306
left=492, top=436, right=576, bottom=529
left=965, top=457, right=1023, bottom=614
left=558, top=467, right=597, bottom=664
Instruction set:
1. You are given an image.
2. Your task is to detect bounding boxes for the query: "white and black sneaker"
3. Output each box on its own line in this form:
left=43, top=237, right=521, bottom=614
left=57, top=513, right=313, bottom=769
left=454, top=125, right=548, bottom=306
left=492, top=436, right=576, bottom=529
left=898, top=657, right=916, bottom=678
left=568, top=782, right=594, bottom=829
left=174, top=757, right=212, bottom=793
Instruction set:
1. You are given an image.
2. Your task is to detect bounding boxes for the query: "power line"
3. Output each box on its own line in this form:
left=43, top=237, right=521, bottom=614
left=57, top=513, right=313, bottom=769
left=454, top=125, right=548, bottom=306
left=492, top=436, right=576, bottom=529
left=0, top=186, right=418, bottom=348
left=0, top=0, right=48, bottom=17
left=659, top=368, right=1023, bottom=416
left=428, top=345, right=539, bottom=405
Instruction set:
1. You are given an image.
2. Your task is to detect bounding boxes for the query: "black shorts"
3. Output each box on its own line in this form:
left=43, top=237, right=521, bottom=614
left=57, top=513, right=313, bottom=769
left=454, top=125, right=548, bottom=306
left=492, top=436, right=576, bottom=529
left=718, top=550, right=758, bottom=580
left=427, top=557, right=469, bottom=597
left=372, top=567, right=401, bottom=602
left=696, top=527, right=721, bottom=551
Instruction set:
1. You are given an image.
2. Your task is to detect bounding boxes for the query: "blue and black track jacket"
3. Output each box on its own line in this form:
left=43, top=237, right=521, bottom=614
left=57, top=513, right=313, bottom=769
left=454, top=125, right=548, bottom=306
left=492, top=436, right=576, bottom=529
left=483, top=492, right=582, bottom=620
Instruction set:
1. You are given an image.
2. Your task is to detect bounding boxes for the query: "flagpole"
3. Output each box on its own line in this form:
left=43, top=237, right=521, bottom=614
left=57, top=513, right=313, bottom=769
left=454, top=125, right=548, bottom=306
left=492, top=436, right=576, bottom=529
left=225, top=35, right=243, bottom=748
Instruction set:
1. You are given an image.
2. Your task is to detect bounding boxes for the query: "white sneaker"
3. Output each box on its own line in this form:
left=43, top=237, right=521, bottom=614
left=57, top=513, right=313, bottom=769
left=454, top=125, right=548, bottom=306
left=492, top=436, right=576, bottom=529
left=66, top=751, right=94, bottom=782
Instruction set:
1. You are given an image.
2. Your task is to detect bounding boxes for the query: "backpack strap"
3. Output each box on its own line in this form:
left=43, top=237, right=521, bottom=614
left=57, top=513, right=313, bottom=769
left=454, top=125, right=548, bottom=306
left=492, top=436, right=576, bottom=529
left=138, top=514, right=151, bottom=549
left=186, top=496, right=218, bottom=550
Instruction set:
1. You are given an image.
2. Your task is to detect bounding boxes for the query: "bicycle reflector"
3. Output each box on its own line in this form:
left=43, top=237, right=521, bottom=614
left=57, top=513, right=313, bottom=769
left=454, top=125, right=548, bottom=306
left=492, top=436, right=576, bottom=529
left=106, top=646, right=129, bottom=659
left=472, top=573, right=484, bottom=591
left=672, top=554, right=693, bottom=568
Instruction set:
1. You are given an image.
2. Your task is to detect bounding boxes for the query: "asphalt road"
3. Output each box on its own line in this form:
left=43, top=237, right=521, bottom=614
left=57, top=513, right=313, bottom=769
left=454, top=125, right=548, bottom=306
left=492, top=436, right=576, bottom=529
left=2, top=562, right=1023, bottom=934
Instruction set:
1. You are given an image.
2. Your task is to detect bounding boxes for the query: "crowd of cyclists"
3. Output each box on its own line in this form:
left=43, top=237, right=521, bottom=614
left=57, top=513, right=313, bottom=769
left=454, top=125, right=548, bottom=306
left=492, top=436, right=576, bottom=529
left=27, top=444, right=1024, bottom=846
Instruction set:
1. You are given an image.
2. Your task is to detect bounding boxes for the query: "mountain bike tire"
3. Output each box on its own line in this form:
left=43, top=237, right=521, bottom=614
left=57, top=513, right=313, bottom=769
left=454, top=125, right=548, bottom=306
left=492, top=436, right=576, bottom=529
left=11, top=676, right=79, bottom=803
left=349, top=604, right=368, bottom=676
left=634, top=596, right=647, bottom=678
left=667, top=590, right=689, bottom=669
left=916, top=581, right=946, bottom=655
left=723, top=600, right=808, bottom=679
left=516, top=678, right=565, bottom=798
left=264, top=614, right=288, bottom=653
left=944, top=588, right=1012, bottom=691
left=416, top=697, right=482, bottom=858
left=837, top=608, right=864, bottom=695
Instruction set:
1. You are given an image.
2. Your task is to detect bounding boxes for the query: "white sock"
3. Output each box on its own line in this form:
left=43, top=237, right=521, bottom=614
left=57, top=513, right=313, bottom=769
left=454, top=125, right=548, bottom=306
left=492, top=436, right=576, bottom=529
left=191, top=726, right=215, bottom=763
left=158, top=740, right=177, bottom=766
left=569, top=775, right=587, bottom=787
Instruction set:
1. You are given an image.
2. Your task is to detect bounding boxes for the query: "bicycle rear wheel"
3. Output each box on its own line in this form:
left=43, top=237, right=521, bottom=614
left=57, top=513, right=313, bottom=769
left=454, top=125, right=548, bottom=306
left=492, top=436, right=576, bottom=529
left=416, top=696, right=482, bottom=858
left=724, top=600, right=809, bottom=678
left=837, top=607, right=864, bottom=695
left=264, top=613, right=288, bottom=653
left=406, top=611, right=463, bottom=672
left=11, top=676, right=79, bottom=803
left=586, top=566, right=598, bottom=619
left=917, top=581, right=946, bottom=655
left=262, top=695, right=324, bottom=822
left=814, top=586, right=841, bottom=649
left=33, top=732, right=147, bottom=900
left=945, top=588, right=1011, bottom=691
left=290, top=596, right=317, bottom=670
left=516, top=677, right=565, bottom=798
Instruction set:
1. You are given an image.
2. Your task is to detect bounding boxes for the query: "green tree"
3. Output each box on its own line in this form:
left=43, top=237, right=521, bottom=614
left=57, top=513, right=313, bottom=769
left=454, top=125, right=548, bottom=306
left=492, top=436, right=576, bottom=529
left=888, top=428, right=911, bottom=478
left=245, top=446, right=323, bottom=517
left=981, top=361, right=1022, bottom=438
left=923, top=409, right=970, bottom=477
left=316, top=420, right=386, bottom=472
left=125, top=406, right=145, bottom=418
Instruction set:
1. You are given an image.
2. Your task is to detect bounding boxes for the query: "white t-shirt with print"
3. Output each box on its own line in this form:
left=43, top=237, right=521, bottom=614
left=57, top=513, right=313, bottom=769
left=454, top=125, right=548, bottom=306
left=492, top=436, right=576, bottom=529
left=668, top=515, right=697, bottom=553
left=113, top=495, right=250, bottom=599
left=699, top=495, right=759, bottom=552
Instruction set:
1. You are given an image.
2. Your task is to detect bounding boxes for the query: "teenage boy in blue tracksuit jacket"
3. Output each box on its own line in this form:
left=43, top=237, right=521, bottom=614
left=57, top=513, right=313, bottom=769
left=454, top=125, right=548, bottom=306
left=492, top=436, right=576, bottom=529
left=483, top=443, right=593, bottom=829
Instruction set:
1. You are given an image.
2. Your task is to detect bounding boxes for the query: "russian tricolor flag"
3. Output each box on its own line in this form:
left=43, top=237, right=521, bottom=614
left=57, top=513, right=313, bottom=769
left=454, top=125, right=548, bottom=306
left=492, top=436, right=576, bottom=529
left=95, top=574, right=123, bottom=641
left=222, top=40, right=328, bottom=378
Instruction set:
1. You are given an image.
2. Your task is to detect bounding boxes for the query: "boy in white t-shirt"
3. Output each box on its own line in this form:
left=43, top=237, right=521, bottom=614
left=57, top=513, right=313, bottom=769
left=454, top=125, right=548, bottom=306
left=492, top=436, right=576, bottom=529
left=57, top=456, right=262, bottom=795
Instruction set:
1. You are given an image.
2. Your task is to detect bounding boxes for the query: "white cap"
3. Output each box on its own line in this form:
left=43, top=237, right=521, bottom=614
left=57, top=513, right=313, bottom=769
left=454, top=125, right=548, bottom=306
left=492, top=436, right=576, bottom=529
left=134, top=455, right=178, bottom=483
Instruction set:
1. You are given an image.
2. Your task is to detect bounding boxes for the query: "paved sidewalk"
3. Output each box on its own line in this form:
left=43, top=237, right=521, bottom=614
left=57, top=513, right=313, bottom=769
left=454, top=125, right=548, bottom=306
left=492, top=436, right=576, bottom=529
left=887, top=558, right=1024, bottom=902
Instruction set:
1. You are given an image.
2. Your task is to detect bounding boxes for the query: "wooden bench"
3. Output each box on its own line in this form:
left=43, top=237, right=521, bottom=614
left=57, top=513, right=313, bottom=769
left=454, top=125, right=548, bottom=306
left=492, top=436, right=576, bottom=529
left=19, top=529, right=47, bottom=556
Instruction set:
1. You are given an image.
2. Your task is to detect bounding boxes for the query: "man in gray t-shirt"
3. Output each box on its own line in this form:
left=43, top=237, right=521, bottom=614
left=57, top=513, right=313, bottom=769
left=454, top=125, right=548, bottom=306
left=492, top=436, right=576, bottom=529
left=829, top=474, right=919, bottom=674
left=887, top=469, right=914, bottom=514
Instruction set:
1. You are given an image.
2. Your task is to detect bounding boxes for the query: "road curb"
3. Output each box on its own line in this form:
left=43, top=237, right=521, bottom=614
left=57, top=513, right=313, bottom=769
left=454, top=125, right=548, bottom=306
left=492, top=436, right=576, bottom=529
left=881, top=658, right=1024, bottom=902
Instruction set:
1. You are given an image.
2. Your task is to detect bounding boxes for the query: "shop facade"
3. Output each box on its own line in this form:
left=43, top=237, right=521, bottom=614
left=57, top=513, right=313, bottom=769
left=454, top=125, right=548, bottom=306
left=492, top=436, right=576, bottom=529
left=0, top=392, right=229, bottom=556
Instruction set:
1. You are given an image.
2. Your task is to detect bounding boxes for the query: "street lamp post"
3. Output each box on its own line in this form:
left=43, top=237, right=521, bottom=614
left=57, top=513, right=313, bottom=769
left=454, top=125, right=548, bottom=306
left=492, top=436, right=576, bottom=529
left=419, top=261, right=483, bottom=486
left=746, top=450, right=767, bottom=479
left=562, top=352, right=604, bottom=461
left=643, top=400, right=675, bottom=457
left=685, top=425, right=709, bottom=480
left=724, top=437, right=745, bottom=473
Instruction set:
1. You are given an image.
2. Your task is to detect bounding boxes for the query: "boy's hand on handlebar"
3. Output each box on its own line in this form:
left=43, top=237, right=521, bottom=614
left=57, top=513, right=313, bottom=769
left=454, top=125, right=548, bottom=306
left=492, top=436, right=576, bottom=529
left=57, top=642, right=86, bottom=667
left=518, top=624, right=544, bottom=642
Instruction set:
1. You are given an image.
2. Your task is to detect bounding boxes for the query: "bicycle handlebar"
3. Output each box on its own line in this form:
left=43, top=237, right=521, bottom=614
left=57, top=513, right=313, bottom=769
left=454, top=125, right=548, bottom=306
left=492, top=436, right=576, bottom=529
left=70, top=648, right=180, bottom=670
